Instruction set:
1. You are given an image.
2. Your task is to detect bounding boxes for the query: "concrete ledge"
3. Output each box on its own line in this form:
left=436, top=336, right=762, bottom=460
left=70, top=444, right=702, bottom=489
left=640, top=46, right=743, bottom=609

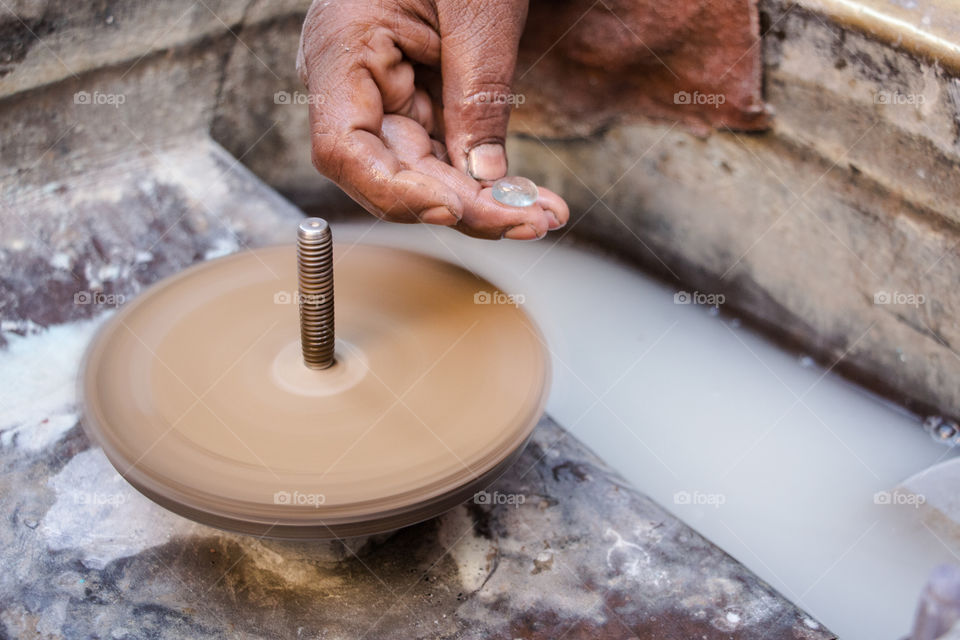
left=0, top=0, right=311, bottom=98
left=799, top=0, right=960, bottom=72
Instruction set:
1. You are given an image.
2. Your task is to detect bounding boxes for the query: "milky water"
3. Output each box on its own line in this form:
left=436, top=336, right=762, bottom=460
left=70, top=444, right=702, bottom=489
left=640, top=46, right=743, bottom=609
left=334, top=219, right=959, bottom=640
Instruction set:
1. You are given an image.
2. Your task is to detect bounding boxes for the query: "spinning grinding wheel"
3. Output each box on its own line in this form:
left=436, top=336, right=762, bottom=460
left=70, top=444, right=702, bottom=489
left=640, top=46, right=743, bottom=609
left=80, top=219, right=549, bottom=538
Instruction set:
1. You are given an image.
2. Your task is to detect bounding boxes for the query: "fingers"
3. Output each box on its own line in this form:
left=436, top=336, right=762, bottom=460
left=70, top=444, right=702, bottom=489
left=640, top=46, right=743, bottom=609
left=436, top=1, right=528, bottom=182
left=299, top=6, right=460, bottom=226
left=536, top=187, right=570, bottom=231
left=298, top=0, right=567, bottom=239
left=363, top=29, right=437, bottom=132
left=313, top=126, right=462, bottom=226
left=305, top=72, right=462, bottom=225
left=381, top=115, right=564, bottom=239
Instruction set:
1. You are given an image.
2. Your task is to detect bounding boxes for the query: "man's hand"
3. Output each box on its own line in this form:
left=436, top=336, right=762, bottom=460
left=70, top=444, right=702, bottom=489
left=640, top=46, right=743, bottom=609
left=297, top=0, right=569, bottom=240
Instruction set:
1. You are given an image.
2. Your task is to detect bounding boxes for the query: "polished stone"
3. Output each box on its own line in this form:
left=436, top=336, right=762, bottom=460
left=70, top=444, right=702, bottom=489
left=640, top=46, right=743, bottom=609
left=492, top=176, right=539, bottom=207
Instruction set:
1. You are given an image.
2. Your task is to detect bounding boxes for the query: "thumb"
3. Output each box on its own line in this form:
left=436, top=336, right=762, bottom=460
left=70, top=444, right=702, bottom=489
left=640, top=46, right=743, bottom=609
left=437, top=2, right=527, bottom=182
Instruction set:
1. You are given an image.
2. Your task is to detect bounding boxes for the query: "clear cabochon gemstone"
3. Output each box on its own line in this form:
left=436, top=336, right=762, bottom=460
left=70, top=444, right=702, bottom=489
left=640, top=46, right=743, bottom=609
left=492, top=176, right=539, bottom=207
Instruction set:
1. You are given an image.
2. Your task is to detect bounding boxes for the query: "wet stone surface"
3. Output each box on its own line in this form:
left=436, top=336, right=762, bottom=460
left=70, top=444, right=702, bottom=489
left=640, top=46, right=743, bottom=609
left=0, top=139, right=834, bottom=639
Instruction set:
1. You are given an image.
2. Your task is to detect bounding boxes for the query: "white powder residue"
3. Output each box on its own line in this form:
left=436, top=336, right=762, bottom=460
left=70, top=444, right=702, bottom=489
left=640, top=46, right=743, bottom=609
left=40, top=448, right=191, bottom=569
left=204, top=235, right=240, bottom=260
left=98, top=264, right=121, bottom=281
left=604, top=527, right=650, bottom=578
left=0, top=319, right=44, bottom=335
left=438, top=505, right=497, bottom=593
left=50, top=253, right=72, bottom=270
left=83, top=263, right=127, bottom=289
left=0, top=316, right=106, bottom=451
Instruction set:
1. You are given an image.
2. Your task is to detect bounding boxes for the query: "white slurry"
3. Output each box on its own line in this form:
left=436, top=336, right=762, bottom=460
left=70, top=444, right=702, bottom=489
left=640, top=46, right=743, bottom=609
left=40, top=448, right=189, bottom=569
left=333, top=220, right=960, bottom=639
left=0, top=317, right=104, bottom=451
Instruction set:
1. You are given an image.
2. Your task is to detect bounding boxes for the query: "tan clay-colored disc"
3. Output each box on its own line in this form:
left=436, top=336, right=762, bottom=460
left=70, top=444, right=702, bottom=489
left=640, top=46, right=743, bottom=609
left=81, top=244, right=549, bottom=538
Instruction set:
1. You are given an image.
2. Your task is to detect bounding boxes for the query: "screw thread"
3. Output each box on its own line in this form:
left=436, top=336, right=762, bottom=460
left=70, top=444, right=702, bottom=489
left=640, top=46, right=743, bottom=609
left=297, top=218, right=335, bottom=369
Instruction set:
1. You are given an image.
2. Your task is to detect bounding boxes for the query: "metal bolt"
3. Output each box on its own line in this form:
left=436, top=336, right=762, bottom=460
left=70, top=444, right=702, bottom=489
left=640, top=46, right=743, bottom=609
left=297, top=217, right=335, bottom=369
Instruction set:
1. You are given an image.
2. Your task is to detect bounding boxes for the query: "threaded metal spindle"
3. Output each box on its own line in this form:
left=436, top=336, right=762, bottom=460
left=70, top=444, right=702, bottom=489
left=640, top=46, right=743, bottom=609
left=297, top=218, right=335, bottom=369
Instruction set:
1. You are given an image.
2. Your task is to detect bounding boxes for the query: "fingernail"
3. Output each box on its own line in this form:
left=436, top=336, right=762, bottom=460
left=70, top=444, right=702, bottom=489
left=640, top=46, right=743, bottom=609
left=420, top=206, right=459, bottom=226
left=467, top=143, right=507, bottom=181
left=547, top=211, right=563, bottom=229
left=503, top=223, right=542, bottom=241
